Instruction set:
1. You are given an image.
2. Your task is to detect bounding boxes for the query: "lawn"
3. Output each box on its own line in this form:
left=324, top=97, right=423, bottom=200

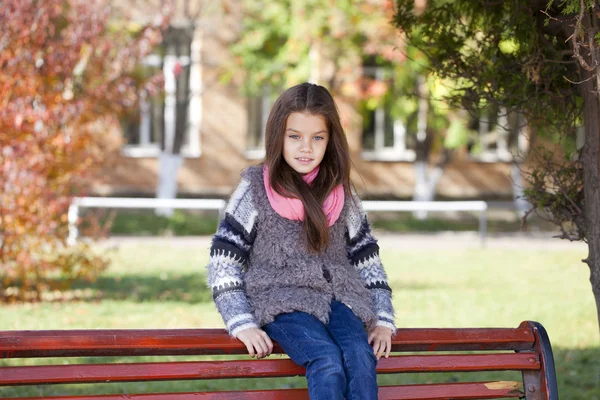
left=1, top=236, right=599, bottom=399
left=94, top=208, right=556, bottom=236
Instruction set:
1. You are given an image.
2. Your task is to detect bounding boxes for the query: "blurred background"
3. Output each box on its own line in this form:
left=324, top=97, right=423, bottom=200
left=37, top=0, right=557, bottom=236
left=92, top=0, right=536, bottom=207
left=1, top=0, right=599, bottom=398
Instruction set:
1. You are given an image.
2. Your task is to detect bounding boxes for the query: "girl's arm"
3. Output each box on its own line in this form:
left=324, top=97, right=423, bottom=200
left=207, top=178, right=259, bottom=338
left=346, top=192, right=397, bottom=335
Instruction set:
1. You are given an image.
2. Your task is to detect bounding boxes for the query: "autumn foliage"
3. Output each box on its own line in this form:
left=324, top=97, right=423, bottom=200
left=0, top=0, right=166, bottom=300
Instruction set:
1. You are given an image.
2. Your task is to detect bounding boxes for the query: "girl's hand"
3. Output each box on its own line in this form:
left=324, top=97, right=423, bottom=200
left=236, top=327, right=274, bottom=359
left=368, top=326, right=393, bottom=360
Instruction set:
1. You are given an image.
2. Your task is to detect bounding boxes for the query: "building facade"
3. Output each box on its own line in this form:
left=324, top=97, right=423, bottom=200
left=94, top=0, right=526, bottom=201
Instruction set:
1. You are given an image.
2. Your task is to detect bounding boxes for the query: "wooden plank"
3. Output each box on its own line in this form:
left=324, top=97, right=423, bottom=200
left=0, top=360, right=303, bottom=385
left=376, top=353, right=540, bottom=373
left=0, top=382, right=524, bottom=400
left=0, top=326, right=535, bottom=358
left=3, top=388, right=309, bottom=400
left=391, top=327, right=535, bottom=352
left=0, top=353, right=539, bottom=386
left=378, top=381, right=525, bottom=399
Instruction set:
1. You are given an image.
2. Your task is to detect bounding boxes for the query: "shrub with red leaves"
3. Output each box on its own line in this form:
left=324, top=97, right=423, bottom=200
left=0, top=0, right=167, bottom=301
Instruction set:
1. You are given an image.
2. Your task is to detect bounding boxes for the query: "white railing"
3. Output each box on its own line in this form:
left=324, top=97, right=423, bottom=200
left=68, top=197, right=488, bottom=246
left=67, top=197, right=226, bottom=246
left=362, top=200, right=488, bottom=246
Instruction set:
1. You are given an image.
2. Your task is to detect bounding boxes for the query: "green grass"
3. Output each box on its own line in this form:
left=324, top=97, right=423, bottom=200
left=86, top=209, right=221, bottom=236
left=90, top=209, right=553, bottom=236
left=370, top=213, right=554, bottom=233
left=1, top=241, right=599, bottom=399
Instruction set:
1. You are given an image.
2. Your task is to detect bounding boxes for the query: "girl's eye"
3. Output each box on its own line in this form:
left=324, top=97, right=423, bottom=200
left=288, top=134, right=299, bottom=139
left=314, top=136, right=324, bottom=141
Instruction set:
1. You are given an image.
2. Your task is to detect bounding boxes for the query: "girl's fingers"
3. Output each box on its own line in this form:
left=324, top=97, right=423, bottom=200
left=372, top=338, right=382, bottom=359
left=261, top=331, right=274, bottom=355
left=258, top=334, right=272, bottom=358
left=385, top=338, right=392, bottom=358
left=261, top=337, right=271, bottom=358
left=368, top=332, right=375, bottom=344
left=376, top=339, right=385, bottom=360
left=237, top=328, right=274, bottom=359
left=243, top=340, right=255, bottom=358
left=255, top=337, right=268, bottom=358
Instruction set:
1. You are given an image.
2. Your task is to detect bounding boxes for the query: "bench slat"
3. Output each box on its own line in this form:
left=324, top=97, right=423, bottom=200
left=379, top=381, right=524, bottom=399
left=0, top=327, right=535, bottom=358
left=0, top=353, right=539, bottom=386
left=0, top=381, right=524, bottom=400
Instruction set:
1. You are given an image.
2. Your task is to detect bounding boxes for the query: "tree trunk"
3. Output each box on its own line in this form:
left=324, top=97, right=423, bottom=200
left=156, top=27, right=194, bottom=217
left=413, top=75, right=434, bottom=219
left=579, top=66, right=600, bottom=333
left=510, top=163, right=530, bottom=218
left=155, top=52, right=183, bottom=217
left=574, top=9, right=600, bottom=333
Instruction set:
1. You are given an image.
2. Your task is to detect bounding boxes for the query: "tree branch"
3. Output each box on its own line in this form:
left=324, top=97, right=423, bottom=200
left=564, top=74, right=595, bottom=84
left=553, top=231, right=584, bottom=241
left=571, top=0, right=598, bottom=71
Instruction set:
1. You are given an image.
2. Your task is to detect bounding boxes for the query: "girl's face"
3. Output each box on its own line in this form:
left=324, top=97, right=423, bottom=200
left=282, top=112, right=329, bottom=175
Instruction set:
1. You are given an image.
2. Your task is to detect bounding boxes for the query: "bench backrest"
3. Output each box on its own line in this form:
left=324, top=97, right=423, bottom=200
left=0, top=320, right=558, bottom=400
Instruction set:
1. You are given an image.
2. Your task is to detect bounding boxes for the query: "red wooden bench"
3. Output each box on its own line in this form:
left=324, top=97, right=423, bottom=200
left=0, top=320, right=558, bottom=399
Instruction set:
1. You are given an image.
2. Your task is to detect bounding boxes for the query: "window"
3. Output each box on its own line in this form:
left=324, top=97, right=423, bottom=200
left=467, top=108, right=527, bottom=162
left=121, top=27, right=201, bottom=158
left=245, top=85, right=272, bottom=159
left=360, top=65, right=415, bottom=162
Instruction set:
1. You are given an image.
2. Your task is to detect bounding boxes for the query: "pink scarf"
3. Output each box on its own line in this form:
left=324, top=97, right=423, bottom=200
left=263, top=164, right=344, bottom=226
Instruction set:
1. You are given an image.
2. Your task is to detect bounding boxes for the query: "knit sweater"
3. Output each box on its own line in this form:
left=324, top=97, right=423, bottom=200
left=207, top=165, right=396, bottom=338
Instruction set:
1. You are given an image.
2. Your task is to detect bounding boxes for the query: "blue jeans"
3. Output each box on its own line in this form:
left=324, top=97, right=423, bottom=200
left=263, top=300, right=378, bottom=400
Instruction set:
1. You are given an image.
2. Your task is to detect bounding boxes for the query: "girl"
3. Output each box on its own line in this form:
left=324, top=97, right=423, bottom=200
left=207, top=82, right=396, bottom=400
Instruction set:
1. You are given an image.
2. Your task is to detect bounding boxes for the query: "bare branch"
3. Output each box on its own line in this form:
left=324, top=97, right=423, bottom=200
left=540, top=9, right=560, bottom=21
left=549, top=167, right=583, bottom=215
left=544, top=58, right=578, bottom=64
left=520, top=206, right=536, bottom=230
left=552, top=231, right=583, bottom=241
left=563, top=74, right=595, bottom=84
left=571, top=0, right=598, bottom=71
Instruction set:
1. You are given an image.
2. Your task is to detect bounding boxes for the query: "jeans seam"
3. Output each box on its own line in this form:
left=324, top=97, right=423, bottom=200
left=341, top=350, right=355, bottom=399
left=271, top=321, right=313, bottom=364
left=329, top=302, right=375, bottom=400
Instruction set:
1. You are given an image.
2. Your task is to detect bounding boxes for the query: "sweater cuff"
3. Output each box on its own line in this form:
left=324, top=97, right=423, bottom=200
left=229, top=317, right=259, bottom=338
left=372, top=289, right=396, bottom=334
left=376, top=312, right=397, bottom=335
left=214, top=290, right=259, bottom=337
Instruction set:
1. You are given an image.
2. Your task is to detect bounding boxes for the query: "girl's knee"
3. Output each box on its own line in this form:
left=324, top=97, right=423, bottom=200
left=306, top=355, right=347, bottom=400
left=307, top=352, right=346, bottom=382
left=346, top=343, right=378, bottom=370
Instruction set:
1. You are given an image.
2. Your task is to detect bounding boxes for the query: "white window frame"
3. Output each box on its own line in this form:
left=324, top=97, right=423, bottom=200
left=360, top=66, right=416, bottom=162
left=245, top=85, right=271, bottom=160
left=469, top=108, right=524, bottom=163
left=122, top=30, right=202, bottom=159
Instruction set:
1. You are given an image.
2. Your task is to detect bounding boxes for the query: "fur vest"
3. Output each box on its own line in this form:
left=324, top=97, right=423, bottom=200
left=241, top=165, right=377, bottom=330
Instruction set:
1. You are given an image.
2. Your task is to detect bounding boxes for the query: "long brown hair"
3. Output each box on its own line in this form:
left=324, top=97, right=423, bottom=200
left=264, top=82, right=352, bottom=253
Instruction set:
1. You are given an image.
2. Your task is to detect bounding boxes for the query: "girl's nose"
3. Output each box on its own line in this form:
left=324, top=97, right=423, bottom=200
left=300, top=138, right=312, bottom=152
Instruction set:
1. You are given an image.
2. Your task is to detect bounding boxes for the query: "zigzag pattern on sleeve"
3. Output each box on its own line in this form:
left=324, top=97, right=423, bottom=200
left=346, top=214, right=392, bottom=294
left=207, top=178, right=259, bottom=337
left=346, top=192, right=396, bottom=333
